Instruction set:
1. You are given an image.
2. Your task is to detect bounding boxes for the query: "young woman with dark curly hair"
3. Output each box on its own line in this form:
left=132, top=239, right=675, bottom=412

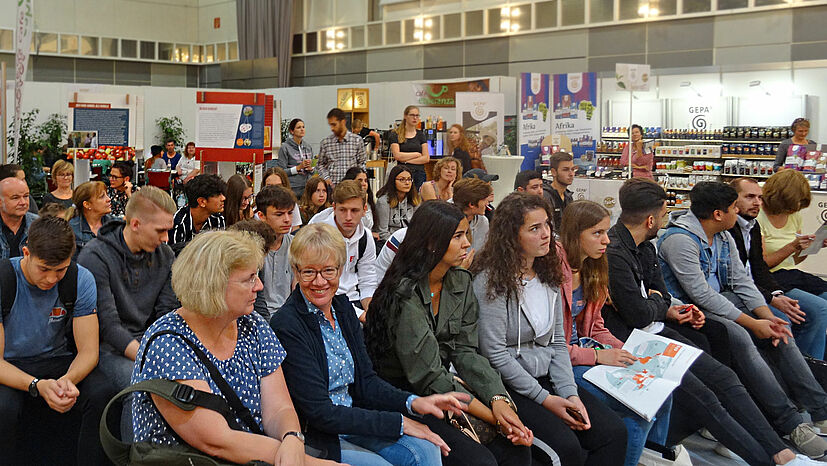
left=471, top=193, right=626, bottom=466
left=365, top=201, right=533, bottom=466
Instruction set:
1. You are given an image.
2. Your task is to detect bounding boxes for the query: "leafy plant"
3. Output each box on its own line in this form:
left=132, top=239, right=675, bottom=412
left=39, top=113, right=67, bottom=169
left=6, top=109, right=47, bottom=196
left=281, top=118, right=291, bottom=143
left=155, top=116, right=186, bottom=148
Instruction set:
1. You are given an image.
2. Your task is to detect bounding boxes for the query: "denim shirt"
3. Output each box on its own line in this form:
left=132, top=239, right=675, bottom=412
left=304, top=293, right=356, bottom=408
left=0, top=212, right=39, bottom=260
left=69, top=214, right=116, bottom=259
left=659, top=226, right=731, bottom=303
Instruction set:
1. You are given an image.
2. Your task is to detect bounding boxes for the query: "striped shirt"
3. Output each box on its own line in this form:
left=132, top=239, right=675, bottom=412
left=169, top=206, right=225, bottom=246
left=317, top=131, right=366, bottom=185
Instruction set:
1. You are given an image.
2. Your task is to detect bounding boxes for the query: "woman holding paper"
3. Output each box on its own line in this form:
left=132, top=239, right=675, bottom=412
left=557, top=200, right=672, bottom=466
left=472, top=192, right=627, bottom=466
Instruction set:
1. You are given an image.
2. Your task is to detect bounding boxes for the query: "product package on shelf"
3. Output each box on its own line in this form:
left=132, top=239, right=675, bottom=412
left=723, top=126, right=791, bottom=141
left=722, top=142, right=779, bottom=157
left=784, top=146, right=826, bottom=173
left=722, top=159, right=774, bottom=177
left=655, top=145, right=721, bottom=157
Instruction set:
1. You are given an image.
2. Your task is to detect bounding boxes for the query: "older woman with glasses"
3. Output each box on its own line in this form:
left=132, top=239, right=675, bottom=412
left=130, top=230, right=337, bottom=465
left=44, top=159, right=75, bottom=209
left=271, top=223, right=468, bottom=465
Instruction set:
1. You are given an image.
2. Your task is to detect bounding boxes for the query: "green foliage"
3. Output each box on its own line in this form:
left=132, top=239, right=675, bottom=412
left=39, top=113, right=67, bottom=169
left=6, top=109, right=52, bottom=196
left=281, top=118, right=291, bottom=143
left=155, top=116, right=186, bottom=148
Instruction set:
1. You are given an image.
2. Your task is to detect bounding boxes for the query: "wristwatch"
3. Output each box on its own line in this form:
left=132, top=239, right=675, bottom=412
left=771, top=290, right=784, bottom=297
left=28, top=378, right=40, bottom=398
left=282, top=431, right=305, bottom=443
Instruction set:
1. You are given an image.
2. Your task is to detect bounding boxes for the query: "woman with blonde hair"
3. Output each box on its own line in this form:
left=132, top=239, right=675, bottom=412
left=130, top=230, right=339, bottom=465
left=44, top=159, right=75, bottom=208
left=420, top=156, right=460, bottom=201
left=69, top=180, right=113, bottom=257
left=389, top=105, right=429, bottom=190
left=446, top=124, right=474, bottom=175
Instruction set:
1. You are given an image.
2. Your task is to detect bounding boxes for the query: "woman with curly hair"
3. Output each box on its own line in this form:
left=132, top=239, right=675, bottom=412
left=365, top=201, right=533, bottom=466
left=420, top=156, right=461, bottom=201
left=471, top=193, right=626, bottom=466
left=298, top=176, right=330, bottom=225
left=374, top=165, right=420, bottom=242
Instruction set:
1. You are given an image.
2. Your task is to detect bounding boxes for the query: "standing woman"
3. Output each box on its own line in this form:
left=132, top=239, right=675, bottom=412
left=375, top=165, right=420, bottom=242
left=44, top=159, right=75, bottom=208
left=365, top=201, right=534, bottom=466
left=558, top=200, right=672, bottom=466
left=420, top=156, right=460, bottom=201
left=278, top=118, right=314, bottom=197
left=446, top=124, right=474, bottom=175
left=70, top=181, right=114, bottom=257
left=620, top=125, right=654, bottom=180
left=344, top=166, right=378, bottom=237
left=225, top=174, right=254, bottom=227
left=774, top=118, right=817, bottom=172
left=472, top=192, right=627, bottom=466
left=299, top=176, right=331, bottom=225
left=389, top=106, right=430, bottom=190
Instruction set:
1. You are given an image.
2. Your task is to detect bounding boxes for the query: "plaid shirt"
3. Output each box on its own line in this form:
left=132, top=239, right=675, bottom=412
left=169, top=206, right=225, bottom=246
left=317, top=131, right=366, bottom=185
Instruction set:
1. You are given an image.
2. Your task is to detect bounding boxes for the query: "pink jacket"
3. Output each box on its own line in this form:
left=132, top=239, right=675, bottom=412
left=557, top=243, right=624, bottom=366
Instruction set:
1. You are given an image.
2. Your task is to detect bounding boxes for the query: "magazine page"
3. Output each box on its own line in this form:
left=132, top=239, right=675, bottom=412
left=583, top=329, right=701, bottom=421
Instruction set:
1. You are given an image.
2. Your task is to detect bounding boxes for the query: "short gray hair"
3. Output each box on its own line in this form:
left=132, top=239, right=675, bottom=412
left=289, top=223, right=346, bottom=270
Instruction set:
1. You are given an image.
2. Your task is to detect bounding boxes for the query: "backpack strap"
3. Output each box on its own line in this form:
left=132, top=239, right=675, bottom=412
left=353, top=233, right=368, bottom=295
left=139, top=330, right=264, bottom=435
left=0, top=259, right=16, bottom=325
left=57, top=262, right=78, bottom=313
left=99, top=379, right=245, bottom=465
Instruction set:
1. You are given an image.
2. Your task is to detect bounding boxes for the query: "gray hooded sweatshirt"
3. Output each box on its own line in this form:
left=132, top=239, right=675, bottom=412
left=473, top=270, right=578, bottom=403
left=658, top=210, right=766, bottom=321
left=277, top=137, right=314, bottom=193
left=77, top=220, right=179, bottom=354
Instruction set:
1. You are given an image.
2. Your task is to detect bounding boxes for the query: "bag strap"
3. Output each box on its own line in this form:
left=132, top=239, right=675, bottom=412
left=0, top=258, right=16, bottom=324
left=99, top=379, right=245, bottom=465
left=139, top=330, right=264, bottom=435
left=57, top=261, right=78, bottom=313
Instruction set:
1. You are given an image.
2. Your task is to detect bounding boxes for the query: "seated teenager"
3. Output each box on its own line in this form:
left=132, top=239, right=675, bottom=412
left=272, top=223, right=468, bottom=465
left=557, top=200, right=670, bottom=466
left=131, top=230, right=337, bottom=465
left=605, top=178, right=816, bottom=466
left=169, top=174, right=227, bottom=249
left=343, top=167, right=378, bottom=236
left=299, top=176, right=330, bottom=225
left=309, top=180, right=377, bottom=321
left=252, top=185, right=297, bottom=318
left=365, top=201, right=534, bottom=466
left=758, top=171, right=827, bottom=350
left=472, top=193, right=627, bottom=466
left=69, top=181, right=115, bottom=258
left=262, top=167, right=303, bottom=229
left=0, top=216, right=114, bottom=465
left=658, top=181, right=827, bottom=459
left=375, top=165, right=420, bottom=242
left=513, top=170, right=545, bottom=197
left=107, top=161, right=137, bottom=218
left=452, top=177, right=493, bottom=256
left=731, top=176, right=827, bottom=359
left=78, top=187, right=179, bottom=394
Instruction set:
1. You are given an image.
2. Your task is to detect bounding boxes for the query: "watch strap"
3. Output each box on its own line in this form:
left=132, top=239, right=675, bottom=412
left=282, top=431, right=304, bottom=442
left=28, top=378, right=40, bottom=397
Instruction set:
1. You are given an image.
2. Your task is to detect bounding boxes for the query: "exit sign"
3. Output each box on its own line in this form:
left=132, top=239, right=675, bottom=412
left=214, top=17, right=220, bottom=29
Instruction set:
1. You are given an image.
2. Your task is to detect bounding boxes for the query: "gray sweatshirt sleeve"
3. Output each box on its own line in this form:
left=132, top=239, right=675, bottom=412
left=375, top=196, right=392, bottom=242
left=547, top=294, right=578, bottom=399
left=659, top=234, right=743, bottom=320
left=724, top=233, right=768, bottom=311
left=473, top=274, right=550, bottom=404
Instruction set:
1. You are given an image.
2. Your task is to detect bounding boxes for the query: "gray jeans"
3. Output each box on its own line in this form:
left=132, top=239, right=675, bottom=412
left=98, top=349, right=137, bottom=441
left=708, top=291, right=827, bottom=434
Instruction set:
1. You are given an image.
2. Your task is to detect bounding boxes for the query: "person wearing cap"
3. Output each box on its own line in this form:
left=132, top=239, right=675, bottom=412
left=463, top=168, right=498, bottom=222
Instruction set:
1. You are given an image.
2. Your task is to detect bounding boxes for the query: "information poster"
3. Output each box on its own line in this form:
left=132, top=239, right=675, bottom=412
left=519, top=73, right=551, bottom=171
left=67, top=101, right=136, bottom=161
left=552, top=73, right=599, bottom=170
left=195, top=92, right=273, bottom=164
left=72, top=107, right=129, bottom=146
left=455, top=92, right=504, bottom=158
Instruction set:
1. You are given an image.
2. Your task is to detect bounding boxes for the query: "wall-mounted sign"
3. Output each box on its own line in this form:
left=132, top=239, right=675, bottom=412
left=412, top=80, right=490, bottom=107
left=195, top=91, right=273, bottom=164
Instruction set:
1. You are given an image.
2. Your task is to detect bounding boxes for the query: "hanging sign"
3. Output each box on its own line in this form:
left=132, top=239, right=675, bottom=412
left=12, top=0, right=34, bottom=159
left=615, top=64, right=651, bottom=92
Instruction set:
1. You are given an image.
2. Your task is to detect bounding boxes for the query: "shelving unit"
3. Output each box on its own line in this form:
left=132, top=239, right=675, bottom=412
left=336, top=88, right=370, bottom=130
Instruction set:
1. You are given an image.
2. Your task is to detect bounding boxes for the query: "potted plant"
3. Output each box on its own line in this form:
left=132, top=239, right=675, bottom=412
left=7, top=109, right=49, bottom=201
left=155, top=116, right=186, bottom=147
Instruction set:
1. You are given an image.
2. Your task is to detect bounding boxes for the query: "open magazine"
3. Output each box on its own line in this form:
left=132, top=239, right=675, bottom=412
left=583, top=329, right=701, bottom=421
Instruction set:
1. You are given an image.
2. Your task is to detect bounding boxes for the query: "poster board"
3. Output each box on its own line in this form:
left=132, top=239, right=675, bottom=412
left=519, top=73, right=551, bottom=170
left=66, top=92, right=141, bottom=164
left=195, top=91, right=273, bottom=164
left=552, top=73, right=599, bottom=171
left=455, top=92, right=505, bottom=159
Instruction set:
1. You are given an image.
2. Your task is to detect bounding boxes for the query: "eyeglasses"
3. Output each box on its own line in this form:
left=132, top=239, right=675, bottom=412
left=57, top=173, right=74, bottom=178
left=408, top=114, right=421, bottom=119
left=396, top=177, right=413, bottom=183
left=243, top=194, right=255, bottom=202
left=233, top=275, right=259, bottom=289
left=109, top=174, right=125, bottom=179
left=297, top=266, right=339, bottom=282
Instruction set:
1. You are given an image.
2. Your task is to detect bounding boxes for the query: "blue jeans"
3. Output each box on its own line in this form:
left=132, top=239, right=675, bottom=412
left=572, top=365, right=671, bottom=466
left=98, top=348, right=137, bottom=442
left=341, top=433, right=442, bottom=466
left=770, top=289, right=827, bottom=359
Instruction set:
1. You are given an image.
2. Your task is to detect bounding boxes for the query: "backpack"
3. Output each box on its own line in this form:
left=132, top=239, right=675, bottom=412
left=0, top=258, right=78, bottom=349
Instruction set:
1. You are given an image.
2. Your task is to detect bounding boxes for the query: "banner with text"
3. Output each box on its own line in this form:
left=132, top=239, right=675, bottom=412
left=195, top=92, right=273, bottom=163
left=455, top=92, right=504, bottom=158
left=412, top=80, right=490, bottom=107
left=12, top=0, right=33, bottom=159
left=518, top=73, right=551, bottom=171
left=552, top=72, right=599, bottom=169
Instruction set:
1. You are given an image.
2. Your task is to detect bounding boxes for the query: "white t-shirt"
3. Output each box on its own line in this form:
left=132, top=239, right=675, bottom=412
left=520, top=276, right=553, bottom=337
left=177, top=156, right=201, bottom=178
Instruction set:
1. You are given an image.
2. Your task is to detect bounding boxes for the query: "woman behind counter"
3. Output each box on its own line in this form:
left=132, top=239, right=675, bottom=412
left=278, top=118, right=314, bottom=198
left=774, top=118, right=817, bottom=172
left=620, top=124, right=654, bottom=180
left=389, top=106, right=430, bottom=190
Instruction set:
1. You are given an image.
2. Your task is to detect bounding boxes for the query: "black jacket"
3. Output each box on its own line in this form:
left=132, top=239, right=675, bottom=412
left=545, top=181, right=573, bottom=231
left=727, top=218, right=787, bottom=304
left=603, top=222, right=673, bottom=341
left=270, top=287, right=411, bottom=462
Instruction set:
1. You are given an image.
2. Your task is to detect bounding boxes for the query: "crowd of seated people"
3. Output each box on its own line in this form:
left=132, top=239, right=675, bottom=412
left=6, top=144, right=827, bottom=466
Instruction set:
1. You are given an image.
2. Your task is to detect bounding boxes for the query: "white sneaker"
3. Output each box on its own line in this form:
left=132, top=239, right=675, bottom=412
left=778, top=454, right=824, bottom=465
left=637, top=444, right=692, bottom=466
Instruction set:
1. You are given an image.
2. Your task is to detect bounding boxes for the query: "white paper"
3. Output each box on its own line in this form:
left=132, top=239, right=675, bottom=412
left=800, top=223, right=827, bottom=256
left=583, top=329, right=701, bottom=421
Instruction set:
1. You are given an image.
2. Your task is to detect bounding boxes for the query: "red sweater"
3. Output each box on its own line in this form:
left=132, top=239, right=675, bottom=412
left=557, top=243, right=625, bottom=366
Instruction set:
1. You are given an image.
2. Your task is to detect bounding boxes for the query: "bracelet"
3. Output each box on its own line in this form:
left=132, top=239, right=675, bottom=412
left=491, top=394, right=514, bottom=411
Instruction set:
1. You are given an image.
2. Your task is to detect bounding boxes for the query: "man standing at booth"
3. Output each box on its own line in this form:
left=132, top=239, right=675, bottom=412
left=548, top=151, right=576, bottom=229
left=317, top=108, right=367, bottom=186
